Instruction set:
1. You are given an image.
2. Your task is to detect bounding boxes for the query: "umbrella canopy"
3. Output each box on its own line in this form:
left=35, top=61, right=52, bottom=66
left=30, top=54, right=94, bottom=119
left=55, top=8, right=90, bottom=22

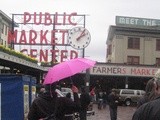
left=43, top=58, right=96, bottom=85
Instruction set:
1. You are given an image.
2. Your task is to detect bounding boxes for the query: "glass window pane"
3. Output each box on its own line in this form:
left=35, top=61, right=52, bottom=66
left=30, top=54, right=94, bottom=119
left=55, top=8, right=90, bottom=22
left=128, top=37, right=140, bottom=49
left=127, top=56, right=139, bottom=64
left=156, top=39, right=160, bottom=51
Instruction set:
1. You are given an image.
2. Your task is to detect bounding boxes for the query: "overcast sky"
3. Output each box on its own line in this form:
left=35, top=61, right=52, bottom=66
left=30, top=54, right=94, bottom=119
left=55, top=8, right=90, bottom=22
left=1, top=0, right=160, bottom=62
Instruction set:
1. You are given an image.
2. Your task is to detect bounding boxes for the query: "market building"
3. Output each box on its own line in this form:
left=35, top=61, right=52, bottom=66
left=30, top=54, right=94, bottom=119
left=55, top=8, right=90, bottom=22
left=1, top=10, right=160, bottom=92
left=99, top=16, right=160, bottom=91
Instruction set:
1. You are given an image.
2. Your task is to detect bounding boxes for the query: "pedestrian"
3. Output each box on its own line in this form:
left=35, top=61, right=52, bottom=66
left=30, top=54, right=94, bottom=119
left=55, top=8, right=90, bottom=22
left=108, top=89, right=119, bottom=120
left=90, top=87, right=95, bottom=102
left=28, top=82, right=80, bottom=120
left=137, top=78, right=157, bottom=108
left=97, top=90, right=103, bottom=109
left=132, top=71, right=160, bottom=120
left=79, top=86, right=91, bottom=120
left=102, top=92, right=108, bottom=109
left=65, top=92, right=76, bottom=120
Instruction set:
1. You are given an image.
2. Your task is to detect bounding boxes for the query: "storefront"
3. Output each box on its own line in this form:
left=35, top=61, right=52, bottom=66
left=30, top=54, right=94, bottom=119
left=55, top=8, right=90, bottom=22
left=89, top=63, right=157, bottom=91
left=59, top=63, right=158, bottom=92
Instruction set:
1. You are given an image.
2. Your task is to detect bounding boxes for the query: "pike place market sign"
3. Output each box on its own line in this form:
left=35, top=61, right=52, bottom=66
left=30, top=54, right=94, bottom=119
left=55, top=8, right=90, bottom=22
left=89, top=64, right=158, bottom=77
left=116, top=16, right=160, bottom=27
left=9, top=12, right=86, bottom=63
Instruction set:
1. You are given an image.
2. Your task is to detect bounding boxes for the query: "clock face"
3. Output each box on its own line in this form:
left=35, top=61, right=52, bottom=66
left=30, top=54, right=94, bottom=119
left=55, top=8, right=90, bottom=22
left=67, top=27, right=91, bottom=49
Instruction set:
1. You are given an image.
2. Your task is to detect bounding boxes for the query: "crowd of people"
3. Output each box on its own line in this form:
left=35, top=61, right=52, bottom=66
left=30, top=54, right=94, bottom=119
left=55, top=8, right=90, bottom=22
left=27, top=69, right=160, bottom=120
left=28, top=83, right=91, bottom=120
left=28, top=81, right=121, bottom=120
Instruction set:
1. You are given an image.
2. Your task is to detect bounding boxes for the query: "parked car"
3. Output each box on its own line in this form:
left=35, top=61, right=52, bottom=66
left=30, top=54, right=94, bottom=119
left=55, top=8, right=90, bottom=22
left=61, top=87, right=74, bottom=100
left=116, top=89, right=145, bottom=106
left=61, top=87, right=81, bottom=100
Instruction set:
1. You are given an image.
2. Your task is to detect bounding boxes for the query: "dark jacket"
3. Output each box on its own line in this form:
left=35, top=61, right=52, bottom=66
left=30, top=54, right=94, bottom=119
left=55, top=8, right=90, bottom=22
left=132, top=96, right=160, bottom=120
left=80, top=93, right=91, bottom=109
left=28, top=92, right=80, bottom=120
left=108, top=93, right=119, bottom=108
left=137, top=96, right=148, bottom=108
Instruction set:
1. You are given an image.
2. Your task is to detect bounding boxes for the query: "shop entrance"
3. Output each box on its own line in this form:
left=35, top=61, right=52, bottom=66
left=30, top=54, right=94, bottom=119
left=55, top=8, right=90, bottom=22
left=89, top=75, right=152, bottom=92
left=58, top=74, right=152, bottom=93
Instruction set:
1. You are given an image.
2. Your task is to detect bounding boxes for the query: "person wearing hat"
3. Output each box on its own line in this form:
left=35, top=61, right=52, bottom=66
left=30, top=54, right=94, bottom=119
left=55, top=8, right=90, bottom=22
left=132, top=69, right=160, bottom=120
left=28, top=82, right=80, bottom=120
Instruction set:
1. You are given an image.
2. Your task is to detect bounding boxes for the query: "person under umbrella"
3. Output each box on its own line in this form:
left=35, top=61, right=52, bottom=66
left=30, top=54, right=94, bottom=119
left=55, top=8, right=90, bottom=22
left=28, top=82, right=81, bottom=120
left=43, top=58, right=96, bottom=85
left=79, top=86, right=91, bottom=120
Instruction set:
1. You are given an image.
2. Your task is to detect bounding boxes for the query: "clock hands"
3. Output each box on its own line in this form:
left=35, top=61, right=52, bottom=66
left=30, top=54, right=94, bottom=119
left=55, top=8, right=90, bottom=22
left=68, top=27, right=91, bottom=49
left=76, top=29, right=86, bottom=41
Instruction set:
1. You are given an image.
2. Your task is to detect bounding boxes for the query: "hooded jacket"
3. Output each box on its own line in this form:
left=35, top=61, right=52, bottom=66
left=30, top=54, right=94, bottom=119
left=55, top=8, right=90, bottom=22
left=28, top=91, right=80, bottom=120
left=132, top=96, right=160, bottom=120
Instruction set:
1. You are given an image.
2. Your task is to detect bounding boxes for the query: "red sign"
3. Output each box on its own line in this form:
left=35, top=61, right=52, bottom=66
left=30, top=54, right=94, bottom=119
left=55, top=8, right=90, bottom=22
left=8, top=12, right=85, bottom=63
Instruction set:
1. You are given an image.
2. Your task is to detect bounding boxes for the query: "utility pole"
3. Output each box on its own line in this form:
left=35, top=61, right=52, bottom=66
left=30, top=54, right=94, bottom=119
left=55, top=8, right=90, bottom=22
left=83, top=50, right=90, bottom=93
left=52, top=15, right=56, bottom=66
left=82, top=15, right=90, bottom=93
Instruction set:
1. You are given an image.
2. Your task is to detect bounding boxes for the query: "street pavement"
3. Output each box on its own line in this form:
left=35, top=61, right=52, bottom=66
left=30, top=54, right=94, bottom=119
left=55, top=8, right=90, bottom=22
left=87, top=104, right=137, bottom=120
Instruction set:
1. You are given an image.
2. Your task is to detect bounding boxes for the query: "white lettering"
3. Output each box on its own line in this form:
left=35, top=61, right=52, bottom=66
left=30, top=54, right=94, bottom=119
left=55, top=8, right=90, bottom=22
left=119, top=18, right=126, bottom=24
left=134, top=19, right=139, bottom=25
left=117, top=16, right=160, bottom=27
left=143, top=19, right=157, bottom=26
left=119, top=17, right=139, bottom=25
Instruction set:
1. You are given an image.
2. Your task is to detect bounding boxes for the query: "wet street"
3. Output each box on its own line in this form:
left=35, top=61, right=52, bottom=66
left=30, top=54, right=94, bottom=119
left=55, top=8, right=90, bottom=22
left=87, top=104, right=136, bottom=120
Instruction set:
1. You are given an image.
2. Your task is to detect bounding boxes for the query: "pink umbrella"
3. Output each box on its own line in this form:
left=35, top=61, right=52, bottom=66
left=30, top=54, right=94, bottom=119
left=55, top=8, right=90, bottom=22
left=43, top=58, right=96, bottom=85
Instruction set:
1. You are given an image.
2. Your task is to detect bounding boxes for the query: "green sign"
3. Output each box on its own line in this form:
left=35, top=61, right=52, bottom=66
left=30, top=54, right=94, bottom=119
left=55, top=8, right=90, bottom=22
left=116, top=16, right=160, bottom=27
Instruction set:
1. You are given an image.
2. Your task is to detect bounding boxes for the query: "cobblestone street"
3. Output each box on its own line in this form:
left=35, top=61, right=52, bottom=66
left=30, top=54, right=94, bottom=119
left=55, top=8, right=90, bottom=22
left=87, top=104, right=136, bottom=120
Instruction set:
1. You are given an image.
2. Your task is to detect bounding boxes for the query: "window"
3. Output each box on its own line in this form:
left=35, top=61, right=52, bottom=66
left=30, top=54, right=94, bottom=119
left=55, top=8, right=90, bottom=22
left=127, top=56, right=139, bottom=65
left=122, top=90, right=134, bottom=94
left=5, top=25, right=7, bottom=35
left=5, top=41, right=6, bottom=47
left=1, top=23, right=4, bottom=34
left=0, top=39, right=3, bottom=45
left=128, top=37, right=140, bottom=49
left=137, top=91, right=140, bottom=95
left=156, top=58, right=160, bottom=66
left=156, top=39, right=160, bottom=51
left=107, top=44, right=112, bottom=55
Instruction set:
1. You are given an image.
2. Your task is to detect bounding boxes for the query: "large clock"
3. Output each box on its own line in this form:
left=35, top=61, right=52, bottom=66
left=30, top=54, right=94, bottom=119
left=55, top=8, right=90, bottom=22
left=67, top=27, right=91, bottom=49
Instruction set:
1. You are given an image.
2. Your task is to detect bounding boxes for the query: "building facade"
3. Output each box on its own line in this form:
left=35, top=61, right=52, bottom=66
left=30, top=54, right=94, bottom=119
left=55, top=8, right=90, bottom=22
left=0, top=10, right=13, bottom=48
left=106, top=16, right=160, bottom=66
left=100, top=16, right=160, bottom=91
left=1, top=12, right=160, bottom=91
